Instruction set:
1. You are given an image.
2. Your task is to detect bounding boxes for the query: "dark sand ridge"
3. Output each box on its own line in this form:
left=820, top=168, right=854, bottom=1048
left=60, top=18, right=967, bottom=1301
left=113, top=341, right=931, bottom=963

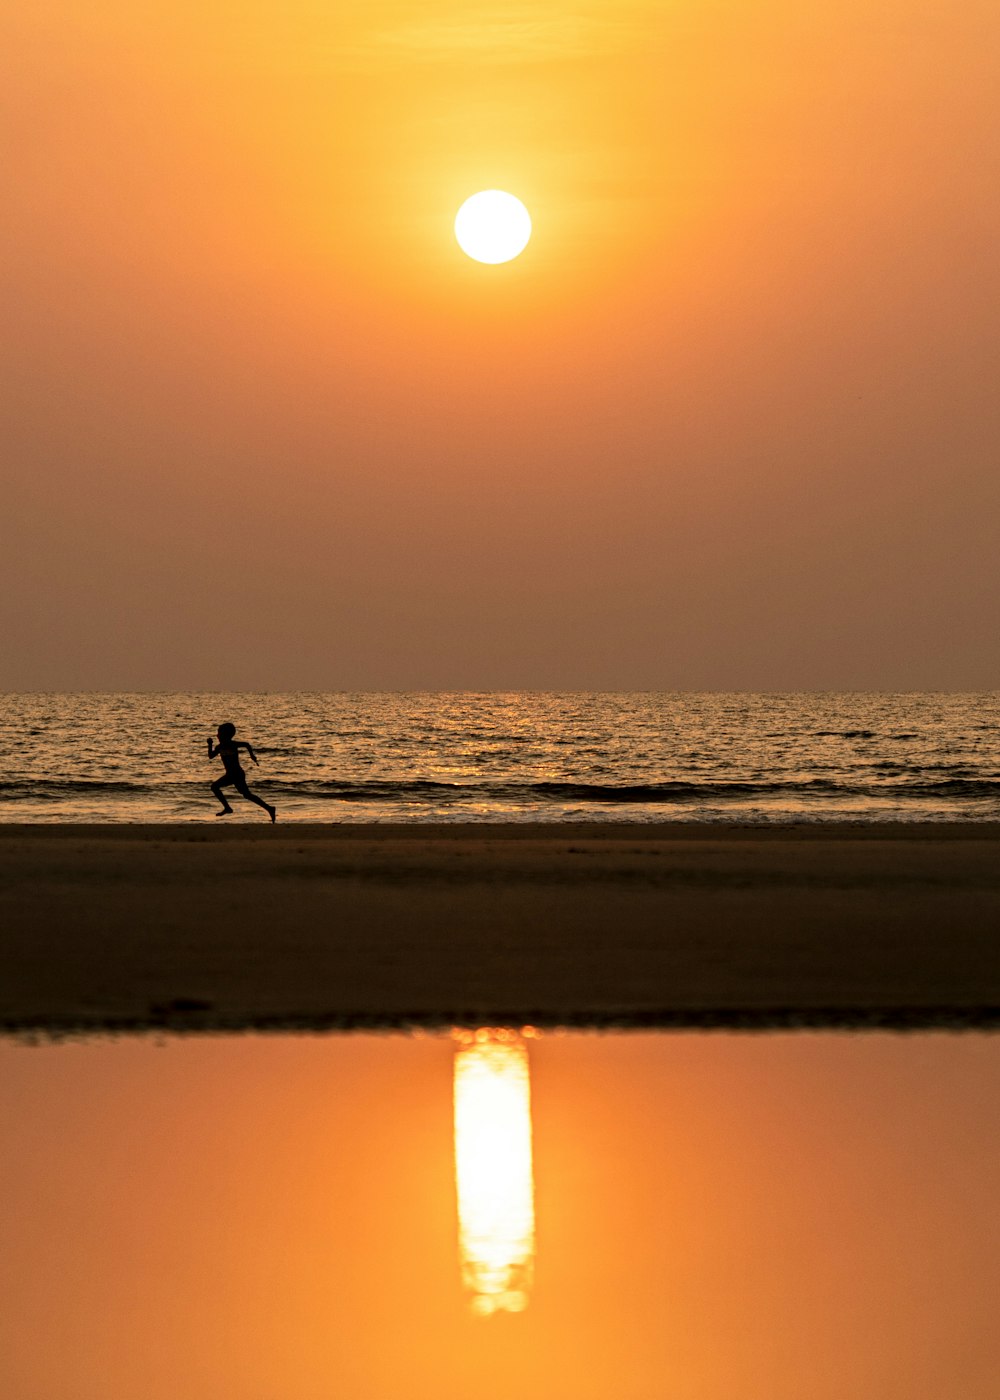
left=2, top=823, right=1000, bottom=1036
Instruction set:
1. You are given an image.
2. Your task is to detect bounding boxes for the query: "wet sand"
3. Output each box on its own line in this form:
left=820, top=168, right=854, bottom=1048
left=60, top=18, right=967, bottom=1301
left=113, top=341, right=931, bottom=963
left=2, top=823, right=999, bottom=1034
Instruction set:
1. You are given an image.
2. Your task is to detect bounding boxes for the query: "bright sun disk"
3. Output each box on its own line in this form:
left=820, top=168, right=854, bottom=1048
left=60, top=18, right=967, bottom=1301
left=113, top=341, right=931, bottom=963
left=454, top=191, right=532, bottom=265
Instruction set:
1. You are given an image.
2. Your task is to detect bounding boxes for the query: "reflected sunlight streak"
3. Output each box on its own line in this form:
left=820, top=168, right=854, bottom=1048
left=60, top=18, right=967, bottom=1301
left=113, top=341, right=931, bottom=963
left=453, top=1028, right=536, bottom=1315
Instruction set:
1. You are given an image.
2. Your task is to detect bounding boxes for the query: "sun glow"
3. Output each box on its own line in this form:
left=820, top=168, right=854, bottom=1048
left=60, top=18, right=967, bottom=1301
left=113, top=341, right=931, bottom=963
left=454, top=190, right=532, bottom=264
left=453, top=1028, right=536, bottom=1315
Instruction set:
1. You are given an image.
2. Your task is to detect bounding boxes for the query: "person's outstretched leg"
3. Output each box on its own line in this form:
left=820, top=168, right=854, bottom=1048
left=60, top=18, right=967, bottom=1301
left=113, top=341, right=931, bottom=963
left=211, top=778, right=234, bottom=815
left=235, top=776, right=276, bottom=822
left=248, top=790, right=277, bottom=822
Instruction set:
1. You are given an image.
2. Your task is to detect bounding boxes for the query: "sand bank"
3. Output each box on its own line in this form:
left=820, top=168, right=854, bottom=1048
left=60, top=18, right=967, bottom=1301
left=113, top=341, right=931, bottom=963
left=2, top=823, right=999, bottom=1034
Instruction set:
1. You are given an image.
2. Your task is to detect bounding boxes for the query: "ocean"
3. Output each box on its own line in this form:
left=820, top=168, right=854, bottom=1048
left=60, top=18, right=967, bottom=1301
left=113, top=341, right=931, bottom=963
left=1, top=692, right=999, bottom=824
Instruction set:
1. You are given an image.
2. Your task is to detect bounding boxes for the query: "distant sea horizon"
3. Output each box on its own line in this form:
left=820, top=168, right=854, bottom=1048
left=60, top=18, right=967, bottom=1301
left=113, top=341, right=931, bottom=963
left=1, top=691, right=999, bottom=824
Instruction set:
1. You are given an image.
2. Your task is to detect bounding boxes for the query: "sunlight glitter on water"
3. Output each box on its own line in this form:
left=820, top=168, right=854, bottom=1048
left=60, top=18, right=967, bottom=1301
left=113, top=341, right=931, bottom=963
left=6, top=691, right=1000, bottom=823
left=453, top=1028, right=536, bottom=1315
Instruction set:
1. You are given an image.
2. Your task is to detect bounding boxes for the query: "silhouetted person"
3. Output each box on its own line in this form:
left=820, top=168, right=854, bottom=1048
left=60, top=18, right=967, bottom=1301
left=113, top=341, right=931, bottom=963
left=207, top=723, right=276, bottom=822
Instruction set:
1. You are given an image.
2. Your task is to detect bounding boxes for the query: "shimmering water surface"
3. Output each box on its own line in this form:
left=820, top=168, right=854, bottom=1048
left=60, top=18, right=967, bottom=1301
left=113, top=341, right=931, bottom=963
left=2, top=692, right=1000, bottom=822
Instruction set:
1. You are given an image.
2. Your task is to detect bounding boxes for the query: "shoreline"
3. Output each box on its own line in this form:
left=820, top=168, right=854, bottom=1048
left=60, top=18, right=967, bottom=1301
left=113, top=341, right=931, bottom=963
left=6, top=819, right=1000, bottom=838
left=3, top=822, right=1000, bottom=1035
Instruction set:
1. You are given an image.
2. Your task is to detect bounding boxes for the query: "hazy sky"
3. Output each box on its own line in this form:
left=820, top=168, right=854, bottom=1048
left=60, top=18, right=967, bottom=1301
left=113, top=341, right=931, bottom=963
left=3, top=1033, right=998, bottom=1399
left=4, top=1, right=999, bottom=689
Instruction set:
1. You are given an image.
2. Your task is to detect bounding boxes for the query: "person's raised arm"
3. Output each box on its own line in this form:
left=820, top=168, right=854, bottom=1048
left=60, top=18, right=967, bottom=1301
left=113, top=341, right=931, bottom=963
left=207, top=737, right=217, bottom=760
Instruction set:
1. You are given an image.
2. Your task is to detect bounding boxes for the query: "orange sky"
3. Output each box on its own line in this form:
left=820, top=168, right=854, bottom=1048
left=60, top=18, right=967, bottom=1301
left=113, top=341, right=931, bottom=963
left=2, top=1033, right=999, bottom=1399
left=3, top=1, right=999, bottom=688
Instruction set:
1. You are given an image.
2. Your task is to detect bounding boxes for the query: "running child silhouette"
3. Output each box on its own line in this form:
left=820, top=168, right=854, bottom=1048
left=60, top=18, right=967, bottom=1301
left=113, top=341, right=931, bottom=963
left=207, top=723, right=276, bottom=822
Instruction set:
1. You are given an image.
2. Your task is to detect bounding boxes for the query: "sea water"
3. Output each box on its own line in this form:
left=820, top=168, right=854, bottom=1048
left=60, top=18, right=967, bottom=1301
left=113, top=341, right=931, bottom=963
left=1, top=691, right=999, bottom=824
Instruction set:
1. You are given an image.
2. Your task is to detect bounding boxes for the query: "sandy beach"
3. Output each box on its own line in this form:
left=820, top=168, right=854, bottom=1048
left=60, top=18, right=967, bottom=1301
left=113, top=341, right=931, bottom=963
left=2, top=822, right=999, bottom=1034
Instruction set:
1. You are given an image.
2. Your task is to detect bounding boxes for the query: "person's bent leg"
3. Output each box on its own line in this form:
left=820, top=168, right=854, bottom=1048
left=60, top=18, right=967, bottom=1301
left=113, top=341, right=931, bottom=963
left=211, top=778, right=234, bottom=814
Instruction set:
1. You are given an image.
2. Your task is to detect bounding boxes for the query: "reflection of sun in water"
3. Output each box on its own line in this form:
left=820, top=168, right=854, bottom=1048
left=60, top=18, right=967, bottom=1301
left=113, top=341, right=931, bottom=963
left=454, top=190, right=532, bottom=264
left=453, top=1027, right=536, bottom=1315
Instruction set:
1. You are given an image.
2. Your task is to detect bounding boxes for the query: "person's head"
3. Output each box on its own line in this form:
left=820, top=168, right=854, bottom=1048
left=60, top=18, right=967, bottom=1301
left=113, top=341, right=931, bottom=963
left=217, top=722, right=236, bottom=741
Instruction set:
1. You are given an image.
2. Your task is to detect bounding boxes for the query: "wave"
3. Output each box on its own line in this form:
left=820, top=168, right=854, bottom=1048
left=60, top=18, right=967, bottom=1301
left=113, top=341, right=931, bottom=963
left=814, top=729, right=920, bottom=741
left=885, top=778, right=1000, bottom=799
left=259, top=777, right=843, bottom=804
left=4, top=775, right=1000, bottom=806
left=0, top=779, right=154, bottom=800
left=254, top=776, right=1000, bottom=804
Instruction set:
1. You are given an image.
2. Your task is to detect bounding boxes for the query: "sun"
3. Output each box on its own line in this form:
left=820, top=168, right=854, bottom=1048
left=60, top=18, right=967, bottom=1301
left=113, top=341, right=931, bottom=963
left=454, top=191, right=532, bottom=265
